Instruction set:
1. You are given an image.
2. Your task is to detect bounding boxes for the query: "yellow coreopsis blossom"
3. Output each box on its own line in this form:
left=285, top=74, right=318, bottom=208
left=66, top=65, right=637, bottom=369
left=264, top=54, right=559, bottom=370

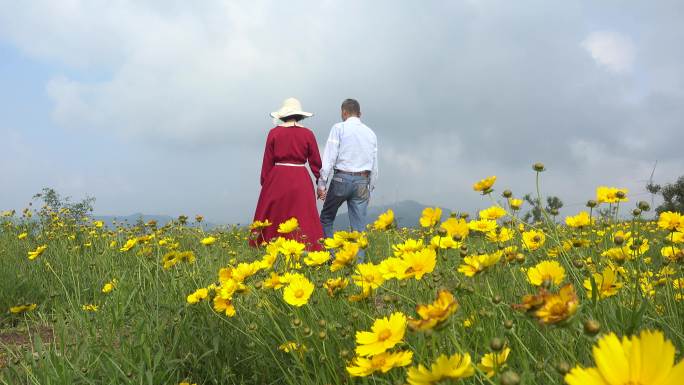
left=212, top=296, right=236, bottom=317
left=486, top=227, right=513, bottom=243
left=439, top=217, right=469, bottom=239
left=372, top=209, right=395, bottom=231
left=18, top=232, right=28, bottom=240
left=408, top=290, right=459, bottom=331
left=378, top=257, right=409, bottom=280
left=401, top=248, right=437, bottom=280
left=527, top=260, right=566, bottom=286
left=430, top=234, right=460, bottom=249
left=658, top=211, right=684, bottom=232
left=564, top=330, right=684, bottom=385
left=331, top=242, right=359, bottom=272
left=583, top=267, right=623, bottom=299
left=393, top=239, right=425, bottom=257
left=279, top=239, right=305, bottom=263
left=355, top=312, right=407, bottom=357
left=27, top=245, right=47, bottom=260
left=565, top=211, right=593, bottom=228
left=9, top=303, right=37, bottom=314
left=534, top=284, right=578, bottom=324
left=473, top=175, right=496, bottom=193
left=282, top=276, right=314, bottom=307
left=119, top=238, right=138, bottom=252
left=468, top=219, right=498, bottom=233
left=420, top=207, right=442, bottom=228
left=303, top=250, right=331, bottom=266
left=407, top=353, right=475, bottom=385
left=352, top=263, right=385, bottom=291
left=186, top=288, right=209, bottom=304
left=479, top=206, right=506, bottom=220
left=508, top=198, right=523, bottom=210
left=347, top=351, right=413, bottom=377
left=249, top=219, right=272, bottom=230
left=101, top=279, right=118, bottom=294
left=82, top=304, right=99, bottom=312
left=477, top=347, right=511, bottom=378
left=200, top=236, right=217, bottom=245
left=457, top=251, right=502, bottom=277
left=277, top=217, right=299, bottom=234
left=324, top=277, right=349, bottom=296
left=661, top=246, right=684, bottom=262
left=596, top=186, right=628, bottom=204
left=263, top=272, right=284, bottom=290
left=522, top=229, right=546, bottom=251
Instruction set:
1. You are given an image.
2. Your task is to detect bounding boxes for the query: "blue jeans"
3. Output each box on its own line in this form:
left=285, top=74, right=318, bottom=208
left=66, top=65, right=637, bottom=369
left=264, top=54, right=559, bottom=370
left=320, top=173, right=370, bottom=239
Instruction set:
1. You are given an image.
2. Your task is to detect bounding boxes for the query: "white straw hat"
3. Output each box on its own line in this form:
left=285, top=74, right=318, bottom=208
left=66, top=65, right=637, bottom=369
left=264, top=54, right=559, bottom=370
left=270, top=97, right=313, bottom=121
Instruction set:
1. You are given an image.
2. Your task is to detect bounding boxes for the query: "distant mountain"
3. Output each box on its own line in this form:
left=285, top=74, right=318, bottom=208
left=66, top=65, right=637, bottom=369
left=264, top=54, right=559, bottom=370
left=333, top=200, right=453, bottom=231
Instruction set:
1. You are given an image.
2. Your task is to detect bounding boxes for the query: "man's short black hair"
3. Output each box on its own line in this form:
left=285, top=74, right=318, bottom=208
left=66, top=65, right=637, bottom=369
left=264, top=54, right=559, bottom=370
left=341, top=99, right=361, bottom=115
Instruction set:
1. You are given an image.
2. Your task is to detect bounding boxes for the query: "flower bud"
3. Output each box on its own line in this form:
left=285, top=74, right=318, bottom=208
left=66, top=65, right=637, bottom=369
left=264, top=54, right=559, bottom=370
left=556, top=361, right=570, bottom=374
left=632, top=208, right=641, bottom=216
left=584, top=319, right=601, bottom=335
left=573, top=259, right=584, bottom=269
left=303, top=327, right=312, bottom=337
left=490, top=337, right=504, bottom=352
left=318, top=331, right=327, bottom=340
left=586, top=200, right=597, bottom=208
left=532, top=162, right=546, bottom=172
left=437, top=228, right=448, bottom=237
left=500, top=371, right=521, bottom=385
left=613, top=236, right=624, bottom=245
left=550, top=208, right=559, bottom=216
left=492, top=295, right=502, bottom=304
left=292, top=318, right=302, bottom=327
left=459, top=213, right=469, bottom=220
left=318, top=319, right=327, bottom=328
left=638, top=201, right=650, bottom=211
left=503, top=319, right=514, bottom=329
left=616, top=191, right=626, bottom=199
left=502, top=189, right=513, bottom=198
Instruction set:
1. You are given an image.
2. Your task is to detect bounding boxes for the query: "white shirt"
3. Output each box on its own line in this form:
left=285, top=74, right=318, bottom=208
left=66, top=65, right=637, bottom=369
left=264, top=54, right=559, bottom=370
left=318, top=116, right=378, bottom=190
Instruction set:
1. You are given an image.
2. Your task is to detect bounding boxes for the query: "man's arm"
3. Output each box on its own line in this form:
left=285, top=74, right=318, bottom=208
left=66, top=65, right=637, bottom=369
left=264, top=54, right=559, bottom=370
left=369, top=135, right=378, bottom=191
left=318, top=124, right=341, bottom=189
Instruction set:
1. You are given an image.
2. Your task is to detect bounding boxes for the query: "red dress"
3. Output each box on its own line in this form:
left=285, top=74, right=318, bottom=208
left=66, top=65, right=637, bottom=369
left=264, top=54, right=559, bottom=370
left=250, top=125, right=324, bottom=251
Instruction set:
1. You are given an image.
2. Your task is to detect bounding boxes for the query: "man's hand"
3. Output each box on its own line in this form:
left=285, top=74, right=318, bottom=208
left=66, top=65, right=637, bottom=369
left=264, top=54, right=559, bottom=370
left=317, top=187, right=327, bottom=200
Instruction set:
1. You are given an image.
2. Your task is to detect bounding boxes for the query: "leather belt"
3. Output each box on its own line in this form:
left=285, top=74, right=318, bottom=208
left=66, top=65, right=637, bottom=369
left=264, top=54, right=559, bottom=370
left=335, top=169, right=370, bottom=177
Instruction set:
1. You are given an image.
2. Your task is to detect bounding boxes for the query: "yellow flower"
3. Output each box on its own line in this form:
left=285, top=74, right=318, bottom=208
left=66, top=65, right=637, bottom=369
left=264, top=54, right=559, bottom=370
left=439, top=217, right=469, bottom=239
left=119, top=238, right=138, bottom=252
left=401, top=248, right=437, bottom=280
left=200, top=236, right=217, bottom=245
left=18, top=232, right=28, bottom=240
left=430, top=235, right=460, bottom=249
left=468, top=219, right=498, bottom=233
left=378, top=257, right=409, bottom=280
left=596, top=186, right=628, bottom=204
left=565, top=330, right=684, bottom=385
left=277, top=217, right=299, bottom=234
left=527, top=260, right=566, bottom=286
left=393, top=239, right=425, bottom=257
left=9, top=303, right=37, bottom=314
left=486, top=227, right=513, bottom=243
left=27, top=245, right=47, bottom=260
left=263, top=272, right=284, bottom=290
left=282, top=276, right=314, bottom=307
left=324, top=277, right=349, bottom=296
left=372, top=209, right=395, bottom=230
left=420, top=207, right=442, bottom=228
left=93, top=220, right=104, bottom=228
left=534, top=284, right=578, bottom=324
left=279, top=239, right=306, bottom=263
left=508, top=198, right=523, bottom=210
left=101, top=279, right=118, bottom=294
left=522, top=230, right=546, bottom=251
left=479, top=206, right=506, bottom=220
left=355, top=312, right=407, bottom=357
left=408, top=290, right=458, bottom=331
left=278, top=341, right=307, bottom=354
left=212, top=296, right=236, bottom=317
left=347, top=350, right=413, bottom=377
left=565, top=211, right=593, bottom=228
left=82, top=304, right=99, bottom=312
left=249, top=219, right=272, bottom=230
left=457, top=252, right=501, bottom=277
left=658, top=211, right=684, bottom=232
left=331, top=242, right=359, bottom=271
left=352, top=263, right=385, bottom=290
left=661, top=246, right=684, bottom=262
left=303, top=250, right=331, bottom=266
left=186, top=288, right=209, bottom=304
left=472, top=175, right=496, bottom=193
left=407, top=353, right=475, bottom=385
left=478, top=347, right=511, bottom=378
left=583, top=267, right=623, bottom=299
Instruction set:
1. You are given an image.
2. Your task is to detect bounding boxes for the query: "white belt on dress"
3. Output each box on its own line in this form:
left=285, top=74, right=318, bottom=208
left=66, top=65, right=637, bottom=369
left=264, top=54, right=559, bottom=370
left=275, top=162, right=306, bottom=167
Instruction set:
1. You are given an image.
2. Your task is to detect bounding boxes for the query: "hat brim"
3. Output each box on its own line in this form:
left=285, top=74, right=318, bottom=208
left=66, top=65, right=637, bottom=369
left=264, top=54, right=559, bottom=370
left=270, top=110, right=313, bottom=119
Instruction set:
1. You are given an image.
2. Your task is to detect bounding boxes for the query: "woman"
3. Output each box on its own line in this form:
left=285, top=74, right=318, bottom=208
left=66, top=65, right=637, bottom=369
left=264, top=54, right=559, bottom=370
left=250, top=98, right=324, bottom=251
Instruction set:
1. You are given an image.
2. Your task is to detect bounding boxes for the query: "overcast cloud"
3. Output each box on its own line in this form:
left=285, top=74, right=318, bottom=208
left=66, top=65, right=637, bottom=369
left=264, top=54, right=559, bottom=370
left=1, top=0, right=683, bottom=223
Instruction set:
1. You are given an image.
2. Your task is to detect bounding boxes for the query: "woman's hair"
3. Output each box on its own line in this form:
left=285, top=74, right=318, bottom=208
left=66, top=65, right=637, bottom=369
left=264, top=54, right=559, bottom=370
left=281, top=114, right=305, bottom=122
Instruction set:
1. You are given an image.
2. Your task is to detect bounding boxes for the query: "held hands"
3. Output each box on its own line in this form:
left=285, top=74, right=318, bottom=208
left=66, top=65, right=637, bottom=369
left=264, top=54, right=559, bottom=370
left=317, top=187, right=327, bottom=200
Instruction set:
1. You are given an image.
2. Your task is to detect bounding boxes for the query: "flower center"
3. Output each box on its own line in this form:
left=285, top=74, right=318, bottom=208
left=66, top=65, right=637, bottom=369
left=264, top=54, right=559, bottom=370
left=295, top=289, right=305, bottom=298
left=378, top=329, right=392, bottom=341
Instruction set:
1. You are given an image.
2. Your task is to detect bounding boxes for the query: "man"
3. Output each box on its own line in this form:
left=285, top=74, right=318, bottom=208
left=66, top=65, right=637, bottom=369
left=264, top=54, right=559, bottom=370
left=317, top=99, right=378, bottom=242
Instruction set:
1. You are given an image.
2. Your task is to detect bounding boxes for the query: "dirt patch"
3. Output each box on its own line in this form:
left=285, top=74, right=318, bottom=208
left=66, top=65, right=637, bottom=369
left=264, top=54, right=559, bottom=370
left=0, top=326, right=54, bottom=368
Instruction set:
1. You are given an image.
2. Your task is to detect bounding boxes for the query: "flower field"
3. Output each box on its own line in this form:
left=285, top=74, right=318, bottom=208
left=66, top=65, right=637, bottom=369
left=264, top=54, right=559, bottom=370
left=2, top=169, right=684, bottom=385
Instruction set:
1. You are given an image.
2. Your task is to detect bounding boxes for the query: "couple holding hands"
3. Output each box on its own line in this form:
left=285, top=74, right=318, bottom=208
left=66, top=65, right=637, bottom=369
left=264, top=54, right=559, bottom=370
left=250, top=98, right=378, bottom=251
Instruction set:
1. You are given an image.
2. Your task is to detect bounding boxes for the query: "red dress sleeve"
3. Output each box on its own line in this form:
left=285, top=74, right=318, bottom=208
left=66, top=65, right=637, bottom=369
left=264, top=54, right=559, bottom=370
left=307, top=130, right=322, bottom=181
left=260, top=130, right=275, bottom=186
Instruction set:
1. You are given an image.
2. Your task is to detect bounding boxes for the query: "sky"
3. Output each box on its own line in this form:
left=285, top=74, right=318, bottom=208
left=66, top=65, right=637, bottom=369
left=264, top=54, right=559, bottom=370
left=1, top=0, right=683, bottom=223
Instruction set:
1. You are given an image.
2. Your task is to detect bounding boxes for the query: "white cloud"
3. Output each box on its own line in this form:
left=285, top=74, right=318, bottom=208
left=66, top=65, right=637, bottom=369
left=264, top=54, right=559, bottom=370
left=582, top=31, right=635, bottom=73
